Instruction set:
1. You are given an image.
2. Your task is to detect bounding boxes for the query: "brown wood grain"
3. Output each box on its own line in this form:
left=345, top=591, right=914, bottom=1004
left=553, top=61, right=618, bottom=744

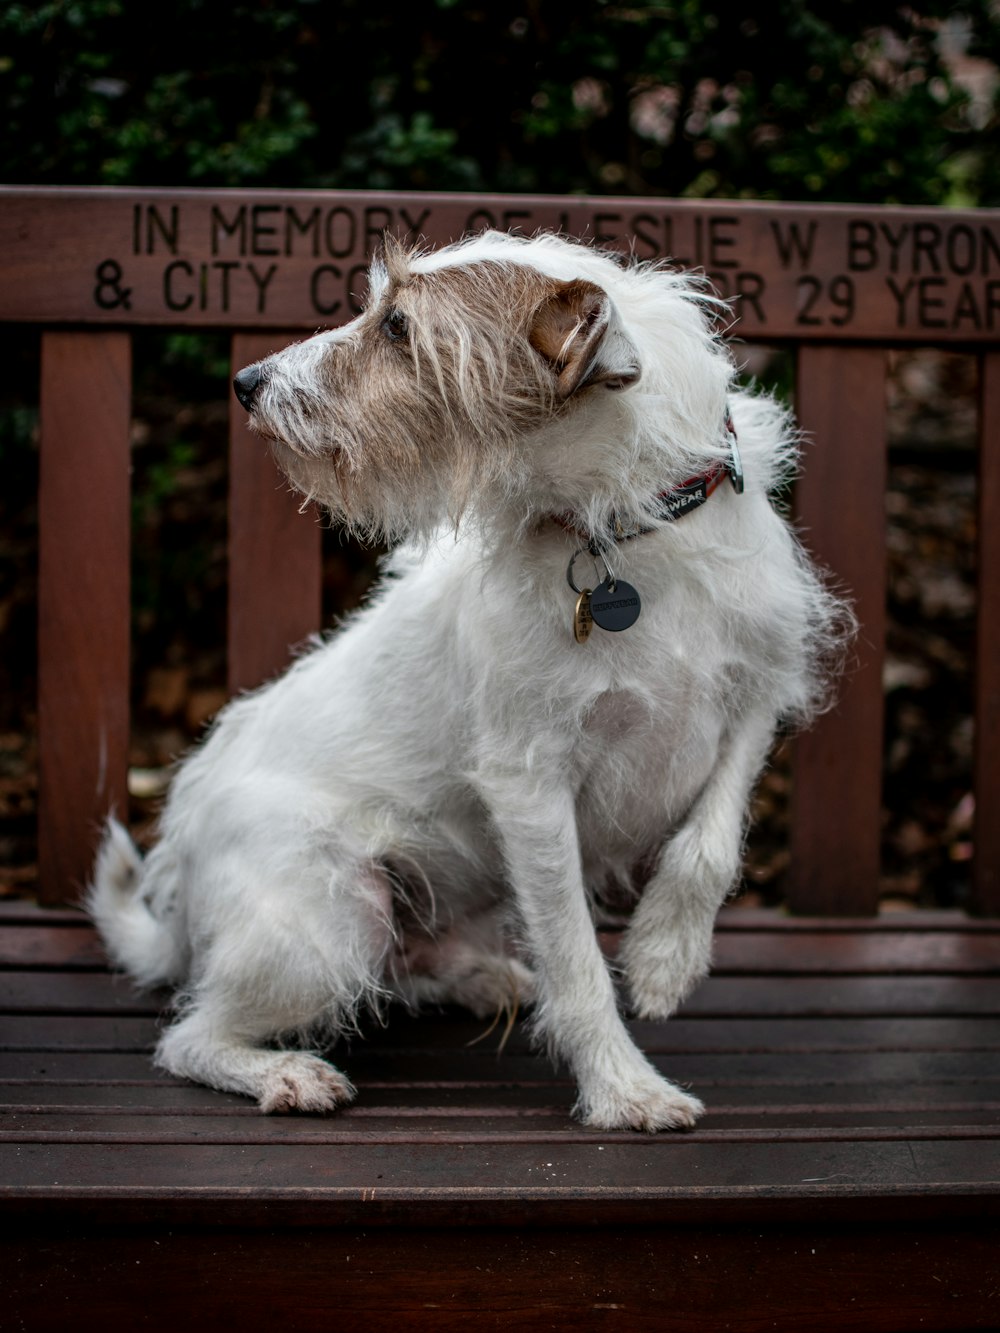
left=0, top=926, right=107, bottom=970
left=3, top=1114, right=999, bottom=1146
left=5, top=969, right=999, bottom=1018
left=789, top=345, right=888, bottom=915
left=37, top=332, right=131, bottom=905
left=6, top=921, right=1000, bottom=974
left=1, top=912, right=997, bottom=1327
left=0, top=901, right=93, bottom=926
left=1, top=1043, right=994, bottom=1088
left=227, top=332, right=322, bottom=693
left=0, top=1077, right=988, bottom=1112
left=3, top=1016, right=997, bottom=1072
left=714, top=908, right=991, bottom=931
left=1, top=898, right=986, bottom=931
left=1, top=1067, right=996, bottom=1118
left=0, top=1014, right=159, bottom=1051
left=1, top=1135, right=996, bottom=1198
left=0, top=1051, right=993, bottom=1090
left=975, top=350, right=1000, bottom=914
left=2, top=187, right=999, bottom=341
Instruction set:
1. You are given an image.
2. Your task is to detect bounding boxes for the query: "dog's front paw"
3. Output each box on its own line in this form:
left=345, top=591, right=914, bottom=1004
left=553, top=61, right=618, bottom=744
left=625, top=958, right=706, bottom=1021
left=620, top=929, right=712, bottom=1021
left=578, top=1075, right=704, bottom=1133
left=259, top=1053, right=356, bottom=1115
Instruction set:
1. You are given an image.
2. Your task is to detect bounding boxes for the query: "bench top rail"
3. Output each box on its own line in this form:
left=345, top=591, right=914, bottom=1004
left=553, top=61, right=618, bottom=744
left=2, top=186, right=1000, bottom=342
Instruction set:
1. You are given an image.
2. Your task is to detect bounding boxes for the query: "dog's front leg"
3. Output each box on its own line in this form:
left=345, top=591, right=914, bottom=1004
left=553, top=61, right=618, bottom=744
left=621, top=709, right=777, bottom=1019
left=485, top=772, right=703, bottom=1132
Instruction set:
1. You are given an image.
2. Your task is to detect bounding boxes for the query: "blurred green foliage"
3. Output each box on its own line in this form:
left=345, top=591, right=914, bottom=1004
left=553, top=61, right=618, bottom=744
left=1, top=0, right=996, bottom=205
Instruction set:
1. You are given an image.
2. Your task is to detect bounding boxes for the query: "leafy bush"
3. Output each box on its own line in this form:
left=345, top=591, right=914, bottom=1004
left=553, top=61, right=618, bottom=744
left=1, top=0, right=996, bottom=204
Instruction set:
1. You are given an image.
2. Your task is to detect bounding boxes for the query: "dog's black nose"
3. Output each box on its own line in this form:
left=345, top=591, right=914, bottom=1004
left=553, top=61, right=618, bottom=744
left=233, top=364, right=262, bottom=411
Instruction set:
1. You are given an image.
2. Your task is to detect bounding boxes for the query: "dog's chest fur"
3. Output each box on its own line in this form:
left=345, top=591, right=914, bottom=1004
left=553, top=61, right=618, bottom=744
left=190, top=525, right=743, bottom=907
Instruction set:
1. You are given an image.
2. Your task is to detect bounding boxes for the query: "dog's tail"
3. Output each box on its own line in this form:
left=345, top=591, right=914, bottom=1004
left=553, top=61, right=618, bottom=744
left=87, top=818, right=186, bottom=989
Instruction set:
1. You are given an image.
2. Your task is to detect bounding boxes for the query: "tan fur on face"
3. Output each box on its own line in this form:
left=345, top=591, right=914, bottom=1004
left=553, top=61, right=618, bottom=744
left=247, top=246, right=621, bottom=540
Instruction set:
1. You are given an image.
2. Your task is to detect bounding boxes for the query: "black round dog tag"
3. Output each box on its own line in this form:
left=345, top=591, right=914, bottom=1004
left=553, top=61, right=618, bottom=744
left=589, top=579, right=641, bottom=632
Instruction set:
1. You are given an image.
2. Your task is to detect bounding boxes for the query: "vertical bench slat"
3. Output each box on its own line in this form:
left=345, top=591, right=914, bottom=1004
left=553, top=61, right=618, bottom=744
left=974, top=351, right=1000, bottom=915
left=788, top=345, right=888, bottom=915
left=228, top=333, right=322, bottom=695
left=38, top=332, right=131, bottom=904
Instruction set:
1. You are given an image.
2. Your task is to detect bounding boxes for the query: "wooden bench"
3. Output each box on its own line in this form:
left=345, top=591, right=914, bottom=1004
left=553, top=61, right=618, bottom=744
left=1, top=186, right=998, bottom=1330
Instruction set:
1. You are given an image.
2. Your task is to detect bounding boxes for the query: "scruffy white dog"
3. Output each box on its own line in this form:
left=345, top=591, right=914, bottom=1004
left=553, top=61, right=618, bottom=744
left=90, top=230, right=846, bottom=1131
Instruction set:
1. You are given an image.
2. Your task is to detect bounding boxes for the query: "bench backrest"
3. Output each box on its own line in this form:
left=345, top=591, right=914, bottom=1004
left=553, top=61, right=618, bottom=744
left=2, top=186, right=998, bottom=914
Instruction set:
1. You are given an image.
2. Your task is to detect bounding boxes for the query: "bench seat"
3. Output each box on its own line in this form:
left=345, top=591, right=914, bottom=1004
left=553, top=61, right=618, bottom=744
left=2, top=898, right=997, bottom=1330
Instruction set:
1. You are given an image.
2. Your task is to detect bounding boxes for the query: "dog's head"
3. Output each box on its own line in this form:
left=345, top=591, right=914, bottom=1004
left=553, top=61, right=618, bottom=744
left=234, top=231, right=730, bottom=540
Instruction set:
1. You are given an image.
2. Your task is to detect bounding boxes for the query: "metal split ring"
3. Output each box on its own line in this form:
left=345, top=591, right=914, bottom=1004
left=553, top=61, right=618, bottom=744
left=566, top=546, right=616, bottom=595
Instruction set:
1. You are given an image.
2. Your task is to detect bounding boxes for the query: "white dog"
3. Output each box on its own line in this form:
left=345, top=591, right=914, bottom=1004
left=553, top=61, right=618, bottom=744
left=90, top=230, right=847, bottom=1131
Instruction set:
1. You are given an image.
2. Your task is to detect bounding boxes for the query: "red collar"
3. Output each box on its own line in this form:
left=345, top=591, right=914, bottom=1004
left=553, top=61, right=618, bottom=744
left=551, top=413, right=743, bottom=552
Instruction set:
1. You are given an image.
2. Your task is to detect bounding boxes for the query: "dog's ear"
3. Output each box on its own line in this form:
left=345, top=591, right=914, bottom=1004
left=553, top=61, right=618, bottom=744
left=529, top=279, right=641, bottom=399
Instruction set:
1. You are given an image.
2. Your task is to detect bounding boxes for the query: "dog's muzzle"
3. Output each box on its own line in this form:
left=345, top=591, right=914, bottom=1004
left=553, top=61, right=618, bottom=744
left=233, top=364, right=262, bottom=411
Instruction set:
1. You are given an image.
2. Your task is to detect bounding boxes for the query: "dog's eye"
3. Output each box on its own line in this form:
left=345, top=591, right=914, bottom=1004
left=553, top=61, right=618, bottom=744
left=383, top=309, right=409, bottom=343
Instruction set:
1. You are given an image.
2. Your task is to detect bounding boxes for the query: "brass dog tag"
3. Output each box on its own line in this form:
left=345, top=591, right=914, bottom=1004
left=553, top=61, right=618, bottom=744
left=573, top=589, right=594, bottom=643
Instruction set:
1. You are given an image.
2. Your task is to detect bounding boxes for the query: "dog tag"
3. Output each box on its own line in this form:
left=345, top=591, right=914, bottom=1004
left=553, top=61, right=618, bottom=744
left=589, top=579, right=641, bottom=632
left=573, top=589, right=594, bottom=643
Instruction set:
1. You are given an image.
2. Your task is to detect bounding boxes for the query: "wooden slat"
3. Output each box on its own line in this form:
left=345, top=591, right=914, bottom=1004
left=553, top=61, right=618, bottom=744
left=0, top=1015, right=158, bottom=1050
left=714, top=929, right=1000, bottom=972
left=790, top=345, right=888, bottom=915
left=975, top=350, right=1000, bottom=914
left=0, top=926, right=107, bottom=970
left=0, top=1063, right=993, bottom=1100
left=3, top=899, right=989, bottom=933
left=0, top=973, right=161, bottom=1012
left=3, top=1113, right=999, bottom=1145
left=671, top=976, right=997, bottom=1017
left=715, top=909, right=995, bottom=932
left=698, top=930, right=1000, bottom=973
left=7, top=922, right=1000, bottom=974
left=3, top=970, right=999, bottom=1020
left=3, top=187, right=1000, bottom=344
left=227, top=332, right=322, bottom=693
left=2, top=1017, right=997, bottom=1069
left=1, top=1137, right=996, bottom=1205
left=37, top=332, right=131, bottom=905
left=2, top=1056, right=995, bottom=1109
left=0, top=901, right=93, bottom=926
left=0, top=1052, right=163, bottom=1077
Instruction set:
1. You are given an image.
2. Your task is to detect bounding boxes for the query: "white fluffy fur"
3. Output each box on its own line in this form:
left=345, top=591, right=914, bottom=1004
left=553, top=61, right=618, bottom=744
left=89, top=231, right=848, bottom=1131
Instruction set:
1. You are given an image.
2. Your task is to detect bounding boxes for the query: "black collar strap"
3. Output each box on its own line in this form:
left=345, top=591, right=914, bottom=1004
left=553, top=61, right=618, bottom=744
left=552, top=410, right=743, bottom=553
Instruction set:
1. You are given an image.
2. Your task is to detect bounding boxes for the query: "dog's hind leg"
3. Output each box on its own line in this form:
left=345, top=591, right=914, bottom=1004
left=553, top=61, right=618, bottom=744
left=621, top=708, right=777, bottom=1020
left=156, top=860, right=394, bottom=1113
left=392, top=917, right=536, bottom=1020
left=157, top=1010, right=357, bottom=1113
